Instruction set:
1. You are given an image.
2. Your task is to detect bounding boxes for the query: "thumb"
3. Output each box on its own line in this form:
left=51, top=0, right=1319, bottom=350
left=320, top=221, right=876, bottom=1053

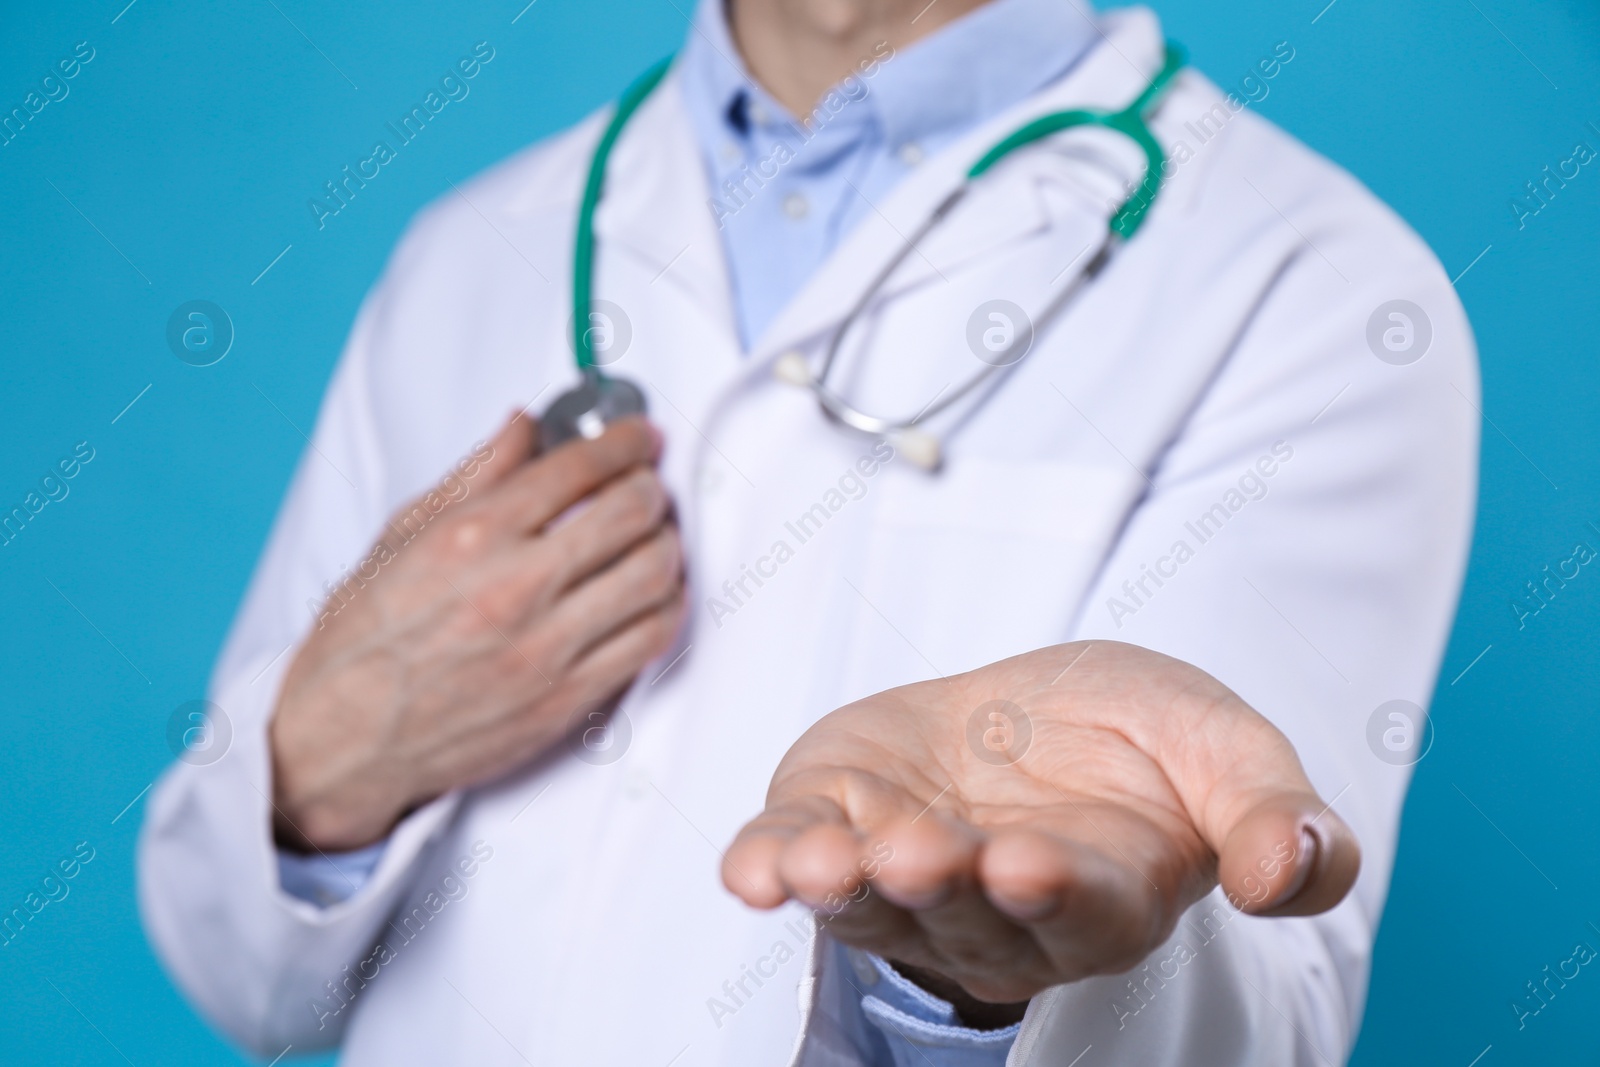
left=1214, top=788, right=1361, bottom=917
left=1029, top=642, right=1362, bottom=918
left=1095, top=649, right=1362, bottom=917
left=471, top=408, right=540, bottom=486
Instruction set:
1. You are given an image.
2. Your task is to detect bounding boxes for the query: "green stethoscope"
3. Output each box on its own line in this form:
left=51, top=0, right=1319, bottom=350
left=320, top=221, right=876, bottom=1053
left=541, top=43, right=1187, bottom=466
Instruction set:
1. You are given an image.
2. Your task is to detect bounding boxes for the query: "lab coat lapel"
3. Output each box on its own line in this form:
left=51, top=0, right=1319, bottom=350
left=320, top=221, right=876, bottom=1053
left=590, top=78, right=739, bottom=341
left=560, top=77, right=764, bottom=477
left=497, top=77, right=744, bottom=397
left=751, top=7, right=1169, bottom=365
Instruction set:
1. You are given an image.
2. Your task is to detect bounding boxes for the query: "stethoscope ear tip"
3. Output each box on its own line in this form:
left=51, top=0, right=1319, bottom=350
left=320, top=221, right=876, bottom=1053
left=771, top=349, right=941, bottom=471
left=891, top=428, right=942, bottom=472
left=772, top=351, right=814, bottom=387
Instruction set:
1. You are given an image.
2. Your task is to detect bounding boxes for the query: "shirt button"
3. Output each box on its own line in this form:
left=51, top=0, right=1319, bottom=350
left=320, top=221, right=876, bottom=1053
left=749, top=101, right=769, bottom=125
left=848, top=948, right=880, bottom=987
left=719, top=141, right=740, bottom=164
left=897, top=142, right=925, bottom=166
left=782, top=193, right=809, bottom=219
left=699, top=466, right=724, bottom=494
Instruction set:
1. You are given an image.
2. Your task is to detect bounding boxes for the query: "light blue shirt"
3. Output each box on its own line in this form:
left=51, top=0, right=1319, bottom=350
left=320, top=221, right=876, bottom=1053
left=833, top=939, right=1025, bottom=1067
left=677, top=0, right=1098, bottom=346
left=282, top=0, right=1099, bottom=1059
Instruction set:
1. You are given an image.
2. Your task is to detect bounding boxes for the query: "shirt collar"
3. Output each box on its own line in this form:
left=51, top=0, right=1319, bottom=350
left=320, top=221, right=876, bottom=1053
left=678, top=0, right=1100, bottom=161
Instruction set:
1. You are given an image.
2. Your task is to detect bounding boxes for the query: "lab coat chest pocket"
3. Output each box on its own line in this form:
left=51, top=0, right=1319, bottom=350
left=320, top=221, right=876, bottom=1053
left=841, top=458, right=1140, bottom=698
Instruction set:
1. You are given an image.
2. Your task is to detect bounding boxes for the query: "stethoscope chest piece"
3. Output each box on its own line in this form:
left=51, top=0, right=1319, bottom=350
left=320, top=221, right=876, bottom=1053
left=540, top=373, right=647, bottom=452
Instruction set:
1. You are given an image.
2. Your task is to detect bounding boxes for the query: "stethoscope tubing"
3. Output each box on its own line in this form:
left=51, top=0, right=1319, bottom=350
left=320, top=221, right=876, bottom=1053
left=812, top=229, right=1116, bottom=437
left=563, top=42, right=1186, bottom=457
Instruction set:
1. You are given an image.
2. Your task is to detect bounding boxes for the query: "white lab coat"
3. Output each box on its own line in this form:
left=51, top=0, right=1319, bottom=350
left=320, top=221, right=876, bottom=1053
left=138, top=8, right=1477, bottom=1066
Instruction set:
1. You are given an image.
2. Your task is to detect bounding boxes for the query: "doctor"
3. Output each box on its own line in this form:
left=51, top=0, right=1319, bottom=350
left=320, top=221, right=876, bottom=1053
left=139, top=0, right=1477, bottom=1064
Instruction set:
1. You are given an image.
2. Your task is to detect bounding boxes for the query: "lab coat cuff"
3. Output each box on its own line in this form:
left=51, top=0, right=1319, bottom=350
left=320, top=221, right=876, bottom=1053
left=265, top=793, right=462, bottom=924
left=221, top=643, right=463, bottom=926
left=138, top=640, right=463, bottom=1049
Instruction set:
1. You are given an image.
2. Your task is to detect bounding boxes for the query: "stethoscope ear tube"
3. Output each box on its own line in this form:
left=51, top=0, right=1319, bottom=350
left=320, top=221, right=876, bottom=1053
left=794, top=234, right=1115, bottom=433
left=769, top=44, right=1182, bottom=459
left=543, top=58, right=671, bottom=452
left=763, top=234, right=1115, bottom=474
left=555, top=43, right=1185, bottom=467
left=570, top=57, right=674, bottom=374
left=964, top=42, right=1184, bottom=239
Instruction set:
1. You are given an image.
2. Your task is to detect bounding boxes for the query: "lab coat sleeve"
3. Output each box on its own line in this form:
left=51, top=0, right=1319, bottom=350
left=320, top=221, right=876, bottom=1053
left=1011, top=152, right=1479, bottom=1064
left=136, top=286, right=465, bottom=1056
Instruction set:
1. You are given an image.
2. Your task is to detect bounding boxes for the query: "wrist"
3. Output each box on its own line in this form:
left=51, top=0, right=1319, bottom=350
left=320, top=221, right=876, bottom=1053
left=271, top=790, right=401, bottom=854
left=268, top=702, right=411, bottom=853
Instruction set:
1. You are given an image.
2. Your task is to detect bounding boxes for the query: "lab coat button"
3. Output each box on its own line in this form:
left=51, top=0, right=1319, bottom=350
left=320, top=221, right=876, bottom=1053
left=897, top=142, right=924, bottom=166
left=782, top=193, right=809, bottom=219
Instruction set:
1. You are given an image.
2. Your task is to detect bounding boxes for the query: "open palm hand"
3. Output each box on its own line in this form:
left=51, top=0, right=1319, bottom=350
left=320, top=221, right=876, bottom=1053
left=723, top=642, right=1359, bottom=1005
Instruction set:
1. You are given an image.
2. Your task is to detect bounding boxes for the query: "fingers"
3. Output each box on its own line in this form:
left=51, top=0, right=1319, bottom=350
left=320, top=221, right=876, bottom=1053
left=1216, top=793, right=1360, bottom=917
left=980, top=827, right=1158, bottom=974
left=777, top=823, right=931, bottom=962
left=730, top=804, right=996, bottom=922
left=803, top=818, right=1149, bottom=994
left=730, top=812, right=1153, bottom=1002
left=724, top=796, right=855, bottom=908
left=865, top=816, right=981, bottom=909
left=474, top=410, right=540, bottom=485
left=723, top=832, right=794, bottom=910
left=560, top=589, right=685, bottom=714
left=780, top=824, right=888, bottom=908
left=486, top=417, right=661, bottom=536
left=537, top=467, right=671, bottom=592
left=376, top=412, right=535, bottom=546
left=746, top=813, right=997, bottom=952
left=856, top=817, right=1049, bottom=998
left=729, top=815, right=936, bottom=967
left=540, top=524, right=683, bottom=662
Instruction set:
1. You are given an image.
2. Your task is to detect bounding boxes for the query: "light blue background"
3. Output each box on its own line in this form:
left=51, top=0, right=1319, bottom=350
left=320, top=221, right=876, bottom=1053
left=1, top=1, right=1596, bottom=1064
